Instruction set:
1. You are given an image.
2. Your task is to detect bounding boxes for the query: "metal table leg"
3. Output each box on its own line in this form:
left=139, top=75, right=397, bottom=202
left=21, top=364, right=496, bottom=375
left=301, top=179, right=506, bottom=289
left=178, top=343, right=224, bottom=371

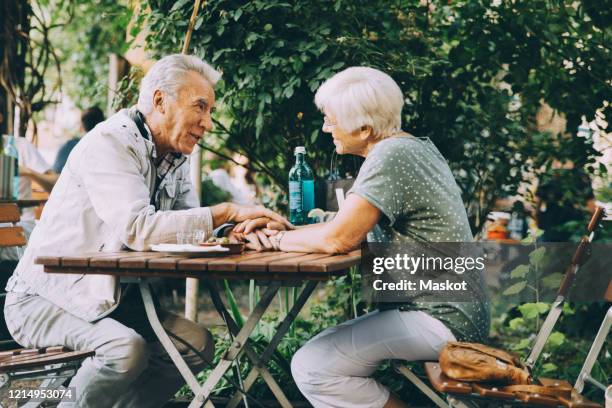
left=226, top=281, right=319, bottom=408
left=138, top=281, right=203, bottom=403
left=191, top=281, right=281, bottom=407
left=206, top=280, right=295, bottom=408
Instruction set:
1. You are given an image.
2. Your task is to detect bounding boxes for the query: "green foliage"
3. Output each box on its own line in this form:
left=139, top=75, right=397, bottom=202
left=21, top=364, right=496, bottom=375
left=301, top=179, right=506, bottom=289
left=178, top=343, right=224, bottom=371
left=53, top=0, right=132, bottom=109
left=504, top=280, right=527, bottom=295
left=200, top=178, right=232, bottom=206
left=518, top=302, right=550, bottom=319
left=2, top=0, right=70, bottom=136
left=502, top=240, right=548, bottom=298
left=110, top=66, right=143, bottom=112
left=117, top=1, right=611, bottom=401
left=223, top=280, right=244, bottom=327
left=133, top=0, right=608, bottom=229
left=492, top=301, right=610, bottom=404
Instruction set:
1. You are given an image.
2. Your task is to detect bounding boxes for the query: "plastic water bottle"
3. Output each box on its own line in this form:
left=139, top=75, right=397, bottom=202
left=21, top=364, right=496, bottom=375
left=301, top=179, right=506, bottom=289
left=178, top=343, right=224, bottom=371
left=289, top=146, right=315, bottom=225
left=508, top=202, right=527, bottom=240
left=3, top=136, right=19, bottom=200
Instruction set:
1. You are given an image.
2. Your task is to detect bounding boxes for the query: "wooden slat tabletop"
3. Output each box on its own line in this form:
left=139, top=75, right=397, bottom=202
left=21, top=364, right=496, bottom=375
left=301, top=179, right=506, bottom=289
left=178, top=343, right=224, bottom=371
left=35, top=250, right=361, bottom=281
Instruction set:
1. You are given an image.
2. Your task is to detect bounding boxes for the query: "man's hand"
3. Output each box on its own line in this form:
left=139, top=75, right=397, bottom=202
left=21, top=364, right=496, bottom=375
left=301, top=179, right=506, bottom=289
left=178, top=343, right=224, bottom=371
left=212, top=203, right=293, bottom=230
left=233, top=217, right=289, bottom=234
left=229, top=204, right=292, bottom=228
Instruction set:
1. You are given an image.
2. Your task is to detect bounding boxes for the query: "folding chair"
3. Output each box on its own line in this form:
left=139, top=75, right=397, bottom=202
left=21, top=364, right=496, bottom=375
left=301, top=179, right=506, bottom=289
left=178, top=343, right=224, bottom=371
left=574, top=279, right=611, bottom=396
left=0, top=203, right=94, bottom=407
left=395, top=207, right=608, bottom=408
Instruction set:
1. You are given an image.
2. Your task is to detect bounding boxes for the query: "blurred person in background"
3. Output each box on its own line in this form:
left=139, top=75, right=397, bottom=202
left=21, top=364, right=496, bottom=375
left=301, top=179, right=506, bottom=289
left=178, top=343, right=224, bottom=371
left=535, top=166, right=595, bottom=242
left=0, top=111, right=58, bottom=266
left=52, top=106, right=105, bottom=173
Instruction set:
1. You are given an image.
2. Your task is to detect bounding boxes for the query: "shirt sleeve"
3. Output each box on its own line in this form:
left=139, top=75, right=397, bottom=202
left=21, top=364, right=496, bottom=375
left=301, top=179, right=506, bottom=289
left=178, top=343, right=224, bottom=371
left=77, top=133, right=213, bottom=251
left=348, top=139, right=427, bottom=226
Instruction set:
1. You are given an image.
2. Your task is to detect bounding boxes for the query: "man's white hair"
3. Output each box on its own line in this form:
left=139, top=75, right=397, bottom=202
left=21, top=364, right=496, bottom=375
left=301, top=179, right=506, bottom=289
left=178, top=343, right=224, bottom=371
left=137, top=54, right=222, bottom=114
left=314, top=67, right=404, bottom=138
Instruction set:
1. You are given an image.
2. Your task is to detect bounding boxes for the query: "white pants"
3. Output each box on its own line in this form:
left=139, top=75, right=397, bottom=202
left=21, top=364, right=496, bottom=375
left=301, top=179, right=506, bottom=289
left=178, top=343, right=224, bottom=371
left=4, top=291, right=214, bottom=407
left=291, top=309, right=456, bottom=408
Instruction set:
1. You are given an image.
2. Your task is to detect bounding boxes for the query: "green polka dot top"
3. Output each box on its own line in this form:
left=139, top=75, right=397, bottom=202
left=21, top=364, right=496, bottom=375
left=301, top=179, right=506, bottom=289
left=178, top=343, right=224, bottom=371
left=348, top=136, right=490, bottom=343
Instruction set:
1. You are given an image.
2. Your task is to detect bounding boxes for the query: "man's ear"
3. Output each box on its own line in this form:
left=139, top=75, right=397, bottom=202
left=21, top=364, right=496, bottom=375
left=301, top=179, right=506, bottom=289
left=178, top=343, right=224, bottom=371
left=152, top=90, right=165, bottom=113
left=358, top=125, right=374, bottom=141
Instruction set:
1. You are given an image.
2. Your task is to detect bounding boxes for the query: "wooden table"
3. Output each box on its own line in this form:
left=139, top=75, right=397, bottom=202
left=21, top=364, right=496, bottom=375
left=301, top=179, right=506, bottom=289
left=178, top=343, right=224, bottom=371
left=36, top=250, right=361, bottom=408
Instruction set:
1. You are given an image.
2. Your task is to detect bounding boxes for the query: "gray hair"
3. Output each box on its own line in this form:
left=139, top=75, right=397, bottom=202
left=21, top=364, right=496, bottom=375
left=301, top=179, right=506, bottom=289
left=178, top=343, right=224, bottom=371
left=137, top=54, right=222, bottom=115
left=314, top=67, right=404, bottom=138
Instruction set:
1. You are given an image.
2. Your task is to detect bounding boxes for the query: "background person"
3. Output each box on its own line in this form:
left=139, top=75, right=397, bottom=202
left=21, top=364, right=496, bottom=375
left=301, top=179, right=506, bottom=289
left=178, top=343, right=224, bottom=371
left=0, top=133, right=58, bottom=264
left=535, top=166, right=595, bottom=242
left=53, top=106, right=105, bottom=174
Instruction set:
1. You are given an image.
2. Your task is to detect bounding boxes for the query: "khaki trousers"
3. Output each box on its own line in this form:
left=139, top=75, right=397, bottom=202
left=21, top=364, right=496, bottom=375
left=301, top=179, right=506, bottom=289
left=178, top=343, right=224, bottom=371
left=4, top=289, right=214, bottom=408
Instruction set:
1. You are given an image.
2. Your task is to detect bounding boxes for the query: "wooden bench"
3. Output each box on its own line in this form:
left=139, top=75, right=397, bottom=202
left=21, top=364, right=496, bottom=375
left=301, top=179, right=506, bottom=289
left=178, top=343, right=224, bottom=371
left=0, top=203, right=94, bottom=404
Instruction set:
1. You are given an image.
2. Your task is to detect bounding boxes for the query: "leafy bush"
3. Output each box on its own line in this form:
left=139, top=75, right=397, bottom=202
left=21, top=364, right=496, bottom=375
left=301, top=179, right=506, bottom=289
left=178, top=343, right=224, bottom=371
left=133, top=0, right=607, bottom=230
left=54, top=0, right=133, bottom=109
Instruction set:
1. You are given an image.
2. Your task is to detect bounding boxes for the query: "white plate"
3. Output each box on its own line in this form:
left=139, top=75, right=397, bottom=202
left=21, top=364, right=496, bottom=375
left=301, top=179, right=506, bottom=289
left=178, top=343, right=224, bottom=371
left=150, top=244, right=229, bottom=256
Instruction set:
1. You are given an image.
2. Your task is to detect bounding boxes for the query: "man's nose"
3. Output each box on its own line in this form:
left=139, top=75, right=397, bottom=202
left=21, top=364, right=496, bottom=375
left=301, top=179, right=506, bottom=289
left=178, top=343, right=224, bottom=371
left=200, top=114, right=213, bottom=132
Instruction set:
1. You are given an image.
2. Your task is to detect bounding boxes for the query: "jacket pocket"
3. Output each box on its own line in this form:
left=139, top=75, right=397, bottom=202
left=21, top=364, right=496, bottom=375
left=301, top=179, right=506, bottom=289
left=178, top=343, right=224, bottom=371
left=160, top=182, right=176, bottom=210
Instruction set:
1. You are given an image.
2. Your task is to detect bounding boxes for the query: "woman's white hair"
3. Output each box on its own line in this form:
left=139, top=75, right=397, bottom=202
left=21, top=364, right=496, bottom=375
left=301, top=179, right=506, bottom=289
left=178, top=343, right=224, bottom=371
left=137, top=54, right=222, bottom=115
left=314, top=66, right=404, bottom=138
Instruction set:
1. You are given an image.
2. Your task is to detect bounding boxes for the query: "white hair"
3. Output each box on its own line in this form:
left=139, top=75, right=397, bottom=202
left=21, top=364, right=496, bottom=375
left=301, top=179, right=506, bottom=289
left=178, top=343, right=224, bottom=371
left=137, top=54, right=222, bottom=114
left=314, top=66, right=404, bottom=138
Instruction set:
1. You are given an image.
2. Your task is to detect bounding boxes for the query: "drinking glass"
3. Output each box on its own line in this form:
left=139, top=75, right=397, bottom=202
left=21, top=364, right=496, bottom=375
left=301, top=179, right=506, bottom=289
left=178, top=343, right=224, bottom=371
left=176, top=230, right=205, bottom=245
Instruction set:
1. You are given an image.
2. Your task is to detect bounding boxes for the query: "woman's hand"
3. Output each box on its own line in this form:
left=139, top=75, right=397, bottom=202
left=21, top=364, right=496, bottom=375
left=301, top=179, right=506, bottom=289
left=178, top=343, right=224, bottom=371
left=231, top=217, right=291, bottom=251
left=228, top=228, right=274, bottom=251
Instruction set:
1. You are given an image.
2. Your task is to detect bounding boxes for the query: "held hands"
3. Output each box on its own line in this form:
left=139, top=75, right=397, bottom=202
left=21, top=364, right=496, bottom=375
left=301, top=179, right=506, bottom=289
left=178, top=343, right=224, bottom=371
left=229, top=216, right=291, bottom=251
left=213, top=203, right=292, bottom=251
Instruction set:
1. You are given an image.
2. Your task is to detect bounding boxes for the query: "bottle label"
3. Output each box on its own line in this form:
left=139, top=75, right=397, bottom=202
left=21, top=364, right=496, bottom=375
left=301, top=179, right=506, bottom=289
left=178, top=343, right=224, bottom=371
left=289, top=181, right=302, bottom=210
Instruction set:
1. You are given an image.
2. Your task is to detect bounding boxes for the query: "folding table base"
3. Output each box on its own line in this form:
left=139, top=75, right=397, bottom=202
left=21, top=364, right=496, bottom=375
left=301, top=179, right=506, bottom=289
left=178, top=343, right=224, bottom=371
left=197, top=281, right=283, bottom=407
left=141, top=279, right=283, bottom=408
left=225, top=281, right=319, bottom=408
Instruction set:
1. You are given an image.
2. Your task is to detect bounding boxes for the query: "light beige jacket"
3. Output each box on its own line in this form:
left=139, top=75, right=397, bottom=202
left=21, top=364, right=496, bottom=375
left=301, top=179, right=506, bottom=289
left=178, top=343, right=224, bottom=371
left=6, top=108, right=213, bottom=321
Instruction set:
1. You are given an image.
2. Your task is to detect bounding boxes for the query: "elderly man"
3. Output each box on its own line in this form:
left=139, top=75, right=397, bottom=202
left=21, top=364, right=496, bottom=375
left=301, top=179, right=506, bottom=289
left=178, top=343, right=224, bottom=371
left=4, top=54, right=288, bottom=407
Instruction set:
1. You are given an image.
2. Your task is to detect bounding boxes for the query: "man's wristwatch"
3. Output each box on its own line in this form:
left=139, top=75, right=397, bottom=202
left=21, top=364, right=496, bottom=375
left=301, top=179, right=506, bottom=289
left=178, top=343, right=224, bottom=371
left=270, top=231, right=286, bottom=251
left=213, top=223, right=235, bottom=238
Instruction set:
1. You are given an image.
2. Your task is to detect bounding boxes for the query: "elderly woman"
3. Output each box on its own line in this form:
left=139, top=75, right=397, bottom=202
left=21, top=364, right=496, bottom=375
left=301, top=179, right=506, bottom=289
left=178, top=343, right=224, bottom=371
left=239, top=67, right=490, bottom=408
